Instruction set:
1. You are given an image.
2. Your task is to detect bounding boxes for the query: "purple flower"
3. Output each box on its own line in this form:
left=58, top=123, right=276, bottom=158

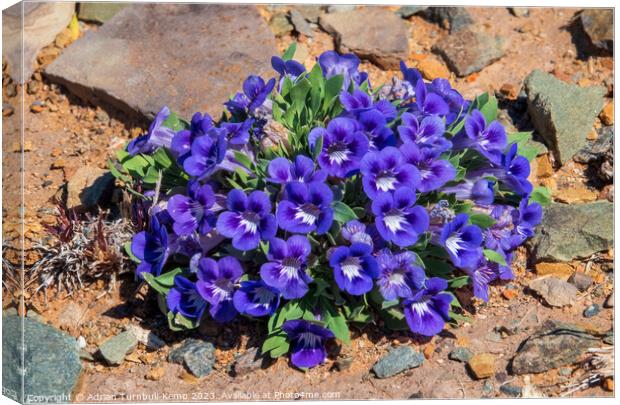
left=403, top=277, right=452, bottom=336
left=482, top=205, right=522, bottom=253
left=453, top=109, right=507, bottom=162
left=397, top=112, right=451, bottom=153
left=429, top=78, right=467, bottom=124
left=376, top=250, right=425, bottom=301
left=442, top=179, right=495, bottom=206
left=512, top=199, right=542, bottom=241
left=233, top=280, right=280, bottom=317
left=276, top=181, right=334, bottom=234
left=330, top=243, right=379, bottom=296
left=400, top=61, right=422, bottom=88
left=413, top=79, right=450, bottom=116
left=341, top=220, right=374, bottom=247
left=282, top=320, right=335, bottom=369
left=340, top=89, right=373, bottom=113
left=372, top=187, right=429, bottom=247
left=127, top=106, right=176, bottom=155
left=465, top=255, right=513, bottom=302
left=216, top=189, right=277, bottom=251
left=400, top=144, right=456, bottom=192
left=379, top=76, right=415, bottom=101
left=183, top=130, right=228, bottom=180
left=439, top=213, right=483, bottom=270
left=260, top=236, right=313, bottom=299
left=167, top=275, right=207, bottom=320
left=226, top=75, right=276, bottom=115
left=131, top=216, right=169, bottom=278
left=318, top=50, right=368, bottom=90
left=171, top=112, right=214, bottom=158
left=308, top=117, right=369, bottom=178
left=195, top=256, right=243, bottom=323
left=167, top=181, right=217, bottom=236
left=221, top=118, right=254, bottom=145
left=499, top=144, right=533, bottom=196
left=356, top=109, right=396, bottom=150
left=267, top=155, right=327, bottom=184
left=360, top=146, right=420, bottom=198
left=271, top=56, right=306, bottom=90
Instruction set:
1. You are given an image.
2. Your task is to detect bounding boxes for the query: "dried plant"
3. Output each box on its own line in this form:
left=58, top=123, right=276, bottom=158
left=30, top=206, right=134, bottom=297
left=561, top=346, right=614, bottom=396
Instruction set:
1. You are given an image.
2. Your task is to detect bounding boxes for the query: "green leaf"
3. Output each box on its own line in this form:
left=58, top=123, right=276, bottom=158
left=269, top=341, right=291, bottom=358
left=233, top=151, right=253, bottom=170
left=153, top=268, right=183, bottom=288
left=152, top=148, right=174, bottom=168
left=332, top=201, right=358, bottom=223
left=479, top=94, right=498, bottom=123
left=483, top=249, right=507, bottom=266
left=312, top=135, right=323, bottom=160
left=262, top=333, right=288, bottom=353
left=529, top=186, right=551, bottom=206
left=320, top=298, right=350, bottom=344
left=421, top=258, right=454, bottom=277
left=469, top=213, right=496, bottom=229
left=282, top=43, right=297, bottom=61
left=448, top=275, right=470, bottom=289
left=381, top=299, right=399, bottom=310
left=123, top=241, right=140, bottom=263
left=167, top=312, right=198, bottom=331
left=162, top=111, right=186, bottom=132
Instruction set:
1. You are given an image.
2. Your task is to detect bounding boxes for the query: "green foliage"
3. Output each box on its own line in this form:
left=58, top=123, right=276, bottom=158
left=529, top=186, right=551, bottom=206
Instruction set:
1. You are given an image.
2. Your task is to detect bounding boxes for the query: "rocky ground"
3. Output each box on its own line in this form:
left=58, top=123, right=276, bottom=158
left=2, top=3, right=614, bottom=402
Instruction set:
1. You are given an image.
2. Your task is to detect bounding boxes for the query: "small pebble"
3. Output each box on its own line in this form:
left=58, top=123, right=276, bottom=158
left=30, top=100, right=45, bottom=113
left=482, top=380, right=494, bottom=395
left=449, top=347, right=473, bottom=362
left=559, top=367, right=573, bottom=376
left=604, top=291, right=613, bottom=308
left=500, top=384, right=522, bottom=397
left=583, top=304, right=600, bottom=318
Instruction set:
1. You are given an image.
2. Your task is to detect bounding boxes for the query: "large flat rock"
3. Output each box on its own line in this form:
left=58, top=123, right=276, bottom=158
left=45, top=4, right=277, bottom=120
left=524, top=70, right=605, bottom=165
left=530, top=201, right=613, bottom=262
left=2, top=2, right=75, bottom=83
left=319, top=8, right=409, bottom=69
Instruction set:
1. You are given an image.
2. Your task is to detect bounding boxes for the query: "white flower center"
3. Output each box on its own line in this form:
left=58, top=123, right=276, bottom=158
left=384, top=209, right=407, bottom=233
left=408, top=297, right=431, bottom=316
left=299, top=332, right=321, bottom=348
left=253, top=287, right=275, bottom=305
left=376, top=172, right=397, bottom=192
left=240, top=211, right=259, bottom=234
left=281, top=257, right=301, bottom=279
left=294, top=203, right=320, bottom=225
left=341, top=257, right=362, bottom=280
left=327, top=143, right=350, bottom=165
left=445, top=234, right=465, bottom=255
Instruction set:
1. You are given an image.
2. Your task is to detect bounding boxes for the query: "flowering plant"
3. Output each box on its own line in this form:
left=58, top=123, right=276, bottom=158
left=111, top=44, right=549, bottom=369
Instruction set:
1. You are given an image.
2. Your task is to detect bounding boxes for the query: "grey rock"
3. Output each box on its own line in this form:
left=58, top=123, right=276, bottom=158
left=292, top=5, right=324, bottom=23
left=528, top=277, right=578, bottom=307
left=45, top=4, right=276, bottom=120
left=482, top=380, right=494, bottom=396
left=326, top=5, right=356, bottom=13
left=500, top=384, right=523, bottom=397
left=583, top=304, right=600, bottom=318
left=66, top=166, right=114, bottom=212
left=269, top=12, right=294, bottom=36
left=449, top=347, right=473, bottom=362
left=2, top=2, right=75, bottom=83
left=168, top=339, right=216, bottom=377
left=523, top=70, right=606, bottom=164
left=511, top=320, right=600, bottom=374
left=79, top=350, right=95, bottom=362
left=568, top=272, right=593, bottom=292
left=432, top=30, right=505, bottom=77
left=531, top=202, right=613, bottom=262
left=98, top=331, right=138, bottom=366
left=372, top=346, right=424, bottom=378
left=289, top=10, right=314, bottom=37
left=319, top=8, right=409, bottom=69
left=396, top=6, right=428, bottom=18
left=421, top=7, right=473, bottom=33
left=2, top=315, right=82, bottom=403
left=602, top=331, right=613, bottom=345
left=573, top=126, right=613, bottom=183
left=579, top=9, right=613, bottom=53
left=604, top=291, right=614, bottom=308
left=508, top=7, right=530, bottom=18
left=78, top=2, right=128, bottom=23
left=230, top=347, right=266, bottom=376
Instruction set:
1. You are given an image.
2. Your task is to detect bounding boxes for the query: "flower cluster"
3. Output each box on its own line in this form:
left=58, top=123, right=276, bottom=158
left=117, top=44, right=544, bottom=370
